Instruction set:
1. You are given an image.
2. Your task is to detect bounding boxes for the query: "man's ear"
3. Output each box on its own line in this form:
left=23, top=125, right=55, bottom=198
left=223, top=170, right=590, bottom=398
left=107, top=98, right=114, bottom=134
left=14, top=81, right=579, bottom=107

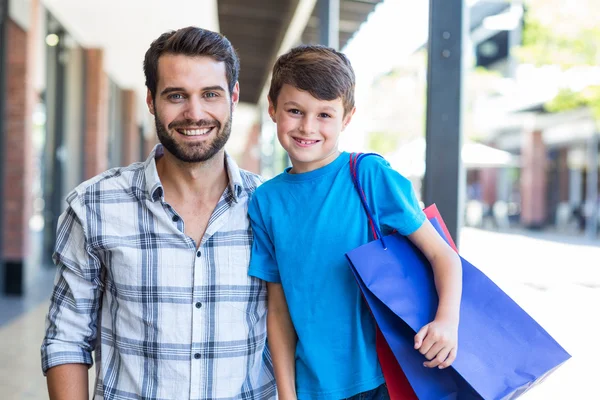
left=146, top=89, right=155, bottom=115
left=342, top=107, right=356, bottom=131
left=231, top=81, right=240, bottom=111
left=267, top=96, right=277, bottom=123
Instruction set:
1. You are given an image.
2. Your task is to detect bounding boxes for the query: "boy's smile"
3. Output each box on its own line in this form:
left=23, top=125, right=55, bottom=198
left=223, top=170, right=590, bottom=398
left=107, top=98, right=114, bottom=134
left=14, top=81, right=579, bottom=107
left=269, top=84, right=355, bottom=174
left=292, top=137, right=320, bottom=147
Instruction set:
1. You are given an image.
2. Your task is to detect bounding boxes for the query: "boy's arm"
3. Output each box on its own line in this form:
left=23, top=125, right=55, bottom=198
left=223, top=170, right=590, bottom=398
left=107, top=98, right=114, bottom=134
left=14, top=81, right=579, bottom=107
left=267, top=282, right=297, bottom=400
left=408, top=219, right=462, bottom=369
left=358, top=156, right=462, bottom=368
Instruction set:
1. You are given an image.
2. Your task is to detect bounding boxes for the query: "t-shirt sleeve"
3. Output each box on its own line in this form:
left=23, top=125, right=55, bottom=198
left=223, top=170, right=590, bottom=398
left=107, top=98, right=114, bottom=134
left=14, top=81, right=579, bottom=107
left=248, top=193, right=281, bottom=283
left=359, top=155, right=426, bottom=236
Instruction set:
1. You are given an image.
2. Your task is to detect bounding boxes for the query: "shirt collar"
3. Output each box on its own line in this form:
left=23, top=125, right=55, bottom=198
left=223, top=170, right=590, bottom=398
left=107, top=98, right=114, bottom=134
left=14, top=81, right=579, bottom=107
left=144, top=144, right=244, bottom=203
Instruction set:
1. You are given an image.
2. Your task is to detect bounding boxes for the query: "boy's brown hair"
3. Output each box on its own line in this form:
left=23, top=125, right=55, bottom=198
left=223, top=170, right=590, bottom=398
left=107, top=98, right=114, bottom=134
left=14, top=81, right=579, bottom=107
left=144, top=26, right=240, bottom=100
left=268, top=44, right=356, bottom=116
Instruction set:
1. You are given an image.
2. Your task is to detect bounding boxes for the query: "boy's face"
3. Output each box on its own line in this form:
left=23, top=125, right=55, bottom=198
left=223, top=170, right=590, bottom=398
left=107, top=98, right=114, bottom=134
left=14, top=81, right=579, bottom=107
left=147, top=54, right=239, bottom=163
left=269, top=84, right=355, bottom=174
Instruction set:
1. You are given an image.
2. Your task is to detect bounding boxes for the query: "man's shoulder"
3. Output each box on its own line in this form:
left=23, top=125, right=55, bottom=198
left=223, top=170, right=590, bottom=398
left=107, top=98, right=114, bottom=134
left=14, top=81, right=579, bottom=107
left=238, top=168, right=265, bottom=199
left=67, top=162, right=147, bottom=207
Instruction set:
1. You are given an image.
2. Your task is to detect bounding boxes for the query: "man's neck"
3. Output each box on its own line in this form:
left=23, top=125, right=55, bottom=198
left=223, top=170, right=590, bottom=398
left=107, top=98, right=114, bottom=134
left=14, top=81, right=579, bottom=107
left=156, top=149, right=229, bottom=204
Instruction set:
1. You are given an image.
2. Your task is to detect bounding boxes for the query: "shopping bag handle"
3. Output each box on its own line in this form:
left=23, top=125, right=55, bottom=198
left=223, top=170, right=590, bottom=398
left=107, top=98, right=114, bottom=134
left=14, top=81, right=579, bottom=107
left=350, top=152, right=388, bottom=249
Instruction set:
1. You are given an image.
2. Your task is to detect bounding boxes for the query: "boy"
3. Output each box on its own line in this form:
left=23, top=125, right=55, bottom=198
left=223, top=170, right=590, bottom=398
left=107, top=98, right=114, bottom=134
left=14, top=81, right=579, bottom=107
left=248, top=45, right=462, bottom=399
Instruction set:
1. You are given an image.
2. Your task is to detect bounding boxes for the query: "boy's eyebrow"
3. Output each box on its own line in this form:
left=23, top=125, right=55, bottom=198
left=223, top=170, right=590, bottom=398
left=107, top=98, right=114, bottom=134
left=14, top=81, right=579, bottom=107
left=283, top=101, right=338, bottom=113
left=160, top=85, right=226, bottom=96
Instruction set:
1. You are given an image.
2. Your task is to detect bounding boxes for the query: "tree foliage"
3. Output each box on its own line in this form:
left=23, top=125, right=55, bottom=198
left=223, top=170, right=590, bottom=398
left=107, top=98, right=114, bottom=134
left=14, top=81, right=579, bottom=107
left=518, top=0, right=600, bottom=120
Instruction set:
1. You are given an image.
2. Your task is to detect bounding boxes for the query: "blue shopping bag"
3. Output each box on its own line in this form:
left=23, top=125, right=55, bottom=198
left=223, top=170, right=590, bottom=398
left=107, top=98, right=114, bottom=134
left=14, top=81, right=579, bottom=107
left=345, top=153, right=571, bottom=400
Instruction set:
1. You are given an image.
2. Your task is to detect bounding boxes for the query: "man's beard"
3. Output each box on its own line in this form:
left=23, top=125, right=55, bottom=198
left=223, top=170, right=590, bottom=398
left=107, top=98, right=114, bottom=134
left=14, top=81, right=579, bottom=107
left=154, top=110, right=232, bottom=163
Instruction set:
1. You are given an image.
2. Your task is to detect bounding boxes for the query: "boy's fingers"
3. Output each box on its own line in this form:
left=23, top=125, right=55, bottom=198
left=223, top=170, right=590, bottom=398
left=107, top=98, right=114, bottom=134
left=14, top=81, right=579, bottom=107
left=424, top=347, right=450, bottom=368
left=439, top=347, right=458, bottom=369
left=418, top=334, right=436, bottom=356
left=424, top=342, right=444, bottom=361
left=414, top=325, right=429, bottom=349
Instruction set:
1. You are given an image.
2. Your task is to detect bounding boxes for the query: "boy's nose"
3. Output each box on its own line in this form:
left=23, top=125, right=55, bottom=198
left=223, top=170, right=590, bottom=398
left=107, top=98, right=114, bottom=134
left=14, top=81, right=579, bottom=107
left=300, top=118, right=317, bottom=135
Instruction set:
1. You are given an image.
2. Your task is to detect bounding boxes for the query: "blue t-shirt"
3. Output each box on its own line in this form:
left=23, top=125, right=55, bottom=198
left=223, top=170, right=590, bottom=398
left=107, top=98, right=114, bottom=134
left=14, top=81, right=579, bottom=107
left=248, top=152, right=425, bottom=399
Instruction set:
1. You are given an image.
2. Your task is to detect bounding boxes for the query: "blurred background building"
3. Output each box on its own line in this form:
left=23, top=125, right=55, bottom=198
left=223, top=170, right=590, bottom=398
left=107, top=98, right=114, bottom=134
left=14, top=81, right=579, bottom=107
left=0, top=0, right=598, bottom=397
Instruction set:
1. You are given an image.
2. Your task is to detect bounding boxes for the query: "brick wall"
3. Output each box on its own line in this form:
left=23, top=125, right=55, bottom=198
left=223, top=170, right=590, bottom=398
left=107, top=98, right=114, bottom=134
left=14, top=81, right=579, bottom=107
left=84, top=48, right=108, bottom=179
left=3, top=19, right=33, bottom=262
left=122, top=89, right=139, bottom=165
left=2, top=17, right=35, bottom=294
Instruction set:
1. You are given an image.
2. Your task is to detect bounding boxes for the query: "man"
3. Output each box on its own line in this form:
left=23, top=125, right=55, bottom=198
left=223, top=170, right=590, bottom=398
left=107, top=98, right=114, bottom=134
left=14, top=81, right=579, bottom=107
left=41, top=27, right=276, bottom=400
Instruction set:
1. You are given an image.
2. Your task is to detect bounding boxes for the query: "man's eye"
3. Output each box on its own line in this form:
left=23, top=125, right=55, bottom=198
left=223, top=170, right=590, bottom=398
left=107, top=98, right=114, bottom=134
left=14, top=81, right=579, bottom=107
left=168, top=94, right=184, bottom=100
left=205, top=92, right=218, bottom=98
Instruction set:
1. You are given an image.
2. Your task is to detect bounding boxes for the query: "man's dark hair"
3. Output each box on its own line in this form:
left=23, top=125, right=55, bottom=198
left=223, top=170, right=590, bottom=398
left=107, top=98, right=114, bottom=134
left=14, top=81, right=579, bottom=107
left=144, top=26, right=240, bottom=99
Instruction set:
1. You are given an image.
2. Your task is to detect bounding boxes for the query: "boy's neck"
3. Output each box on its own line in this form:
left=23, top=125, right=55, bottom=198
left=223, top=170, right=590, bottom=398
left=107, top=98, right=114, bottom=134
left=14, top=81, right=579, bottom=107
left=289, top=149, right=341, bottom=174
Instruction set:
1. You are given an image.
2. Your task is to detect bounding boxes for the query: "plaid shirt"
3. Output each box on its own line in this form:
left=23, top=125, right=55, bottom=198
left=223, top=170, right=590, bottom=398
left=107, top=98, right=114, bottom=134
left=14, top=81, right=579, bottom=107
left=41, top=145, right=276, bottom=400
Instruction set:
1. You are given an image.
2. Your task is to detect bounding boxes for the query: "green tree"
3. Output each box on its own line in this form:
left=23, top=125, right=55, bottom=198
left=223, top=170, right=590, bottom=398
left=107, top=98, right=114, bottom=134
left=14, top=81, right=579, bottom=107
left=518, top=0, right=600, bottom=122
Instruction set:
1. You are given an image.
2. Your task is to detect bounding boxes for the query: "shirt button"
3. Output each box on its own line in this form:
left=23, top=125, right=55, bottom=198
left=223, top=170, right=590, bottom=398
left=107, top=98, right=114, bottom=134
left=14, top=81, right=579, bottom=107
left=195, top=302, right=202, bottom=309
left=196, top=251, right=201, bottom=258
left=172, top=215, right=180, bottom=222
left=194, top=353, right=201, bottom=359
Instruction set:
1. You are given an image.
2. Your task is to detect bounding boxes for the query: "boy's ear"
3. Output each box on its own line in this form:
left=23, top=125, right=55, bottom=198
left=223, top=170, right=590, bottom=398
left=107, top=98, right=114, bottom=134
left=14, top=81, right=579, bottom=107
left=267, top=96, right=277, bottom=123
left=342, top=107, right=356, bottom=131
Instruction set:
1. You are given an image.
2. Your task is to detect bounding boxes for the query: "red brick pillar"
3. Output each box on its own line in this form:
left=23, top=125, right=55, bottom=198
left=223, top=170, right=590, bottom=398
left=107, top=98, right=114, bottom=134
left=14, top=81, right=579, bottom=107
left=2, top=16, right=35, bottom=294
left=84, top=49, right=108, bottom=179
left=239, top=123, right=261, bottom=174
left=122, top=89, right=139, bottom=165
left=520, top=130, right=547, bottom=228
left=480, top=168, right=498, bottom=207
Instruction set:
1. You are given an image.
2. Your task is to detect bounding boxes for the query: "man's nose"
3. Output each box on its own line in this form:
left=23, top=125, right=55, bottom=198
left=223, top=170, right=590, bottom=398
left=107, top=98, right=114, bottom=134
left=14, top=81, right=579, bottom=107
left=183, top=96, right=207, bottom=121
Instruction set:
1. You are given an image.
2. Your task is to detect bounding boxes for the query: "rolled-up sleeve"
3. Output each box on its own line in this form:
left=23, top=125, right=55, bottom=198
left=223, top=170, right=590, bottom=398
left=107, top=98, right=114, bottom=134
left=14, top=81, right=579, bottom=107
left=41, top=192, right=103, bottom=374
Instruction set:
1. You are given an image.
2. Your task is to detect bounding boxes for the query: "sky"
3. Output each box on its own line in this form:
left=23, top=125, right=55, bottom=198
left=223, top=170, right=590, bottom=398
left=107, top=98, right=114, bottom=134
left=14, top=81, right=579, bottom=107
left=339, top=0, right=430, bottom=149
left=344, top=0, right=430, bottom=97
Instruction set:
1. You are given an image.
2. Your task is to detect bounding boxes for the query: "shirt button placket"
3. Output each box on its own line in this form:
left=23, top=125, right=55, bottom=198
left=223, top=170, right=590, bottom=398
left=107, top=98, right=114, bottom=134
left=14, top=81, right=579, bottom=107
left=191, top=244, right=204, bottom=399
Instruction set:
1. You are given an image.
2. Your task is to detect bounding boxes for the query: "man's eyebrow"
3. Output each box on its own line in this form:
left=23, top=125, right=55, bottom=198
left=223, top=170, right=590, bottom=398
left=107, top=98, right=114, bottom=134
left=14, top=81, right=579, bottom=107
left=202, top=85, right=226, bottom=92
left=160, top=85, right=226, bottom=96
left=160, top=87, right=185, bottom=96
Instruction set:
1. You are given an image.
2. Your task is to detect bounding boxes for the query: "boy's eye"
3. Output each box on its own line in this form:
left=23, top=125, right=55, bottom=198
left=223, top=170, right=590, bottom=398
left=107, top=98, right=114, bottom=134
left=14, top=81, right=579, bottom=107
left=319, top=113, right=331, bottom=118
left=288, top=109, right=302, bottom=115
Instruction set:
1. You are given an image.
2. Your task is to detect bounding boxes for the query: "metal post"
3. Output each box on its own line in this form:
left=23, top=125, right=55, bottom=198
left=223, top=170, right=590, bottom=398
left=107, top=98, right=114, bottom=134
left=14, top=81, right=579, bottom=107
left=585, top=132, right=598, bottom=238
left=0, top=0, right=8, bottom=293
left=319, top=0, right=339, bottom=50
left=424, top=0, right=466, bottom=246
left=42, top=15, right=67, bottom=261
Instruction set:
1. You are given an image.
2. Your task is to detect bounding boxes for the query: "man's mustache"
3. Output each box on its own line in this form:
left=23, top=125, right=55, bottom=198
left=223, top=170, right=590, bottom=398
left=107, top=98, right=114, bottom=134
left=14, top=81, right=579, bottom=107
left=168, top=119, right=221, bottom=130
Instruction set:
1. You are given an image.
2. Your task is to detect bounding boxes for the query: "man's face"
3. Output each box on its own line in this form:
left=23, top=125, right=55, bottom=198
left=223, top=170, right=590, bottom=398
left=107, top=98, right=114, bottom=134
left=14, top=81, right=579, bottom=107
left=147, top=54, right=239, bottom=163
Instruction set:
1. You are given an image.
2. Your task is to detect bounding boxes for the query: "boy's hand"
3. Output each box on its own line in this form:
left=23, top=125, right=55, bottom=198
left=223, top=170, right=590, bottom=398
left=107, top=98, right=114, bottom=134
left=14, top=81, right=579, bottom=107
left=414, top=318, right=458, bottom=369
